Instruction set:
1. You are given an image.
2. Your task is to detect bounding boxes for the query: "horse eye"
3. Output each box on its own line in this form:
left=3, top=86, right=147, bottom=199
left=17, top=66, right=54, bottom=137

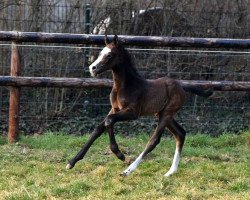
left=107, top=54, right=112, bottom=58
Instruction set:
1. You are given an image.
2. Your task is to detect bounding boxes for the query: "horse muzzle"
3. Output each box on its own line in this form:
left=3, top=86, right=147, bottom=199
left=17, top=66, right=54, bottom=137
left=89, top=65, right=106, bottom=77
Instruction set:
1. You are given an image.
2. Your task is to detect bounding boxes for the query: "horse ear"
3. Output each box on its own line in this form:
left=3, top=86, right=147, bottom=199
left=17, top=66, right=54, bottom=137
left=113, top=35, right=118, bottom=45
left=104, top=34, right=110, bottom=45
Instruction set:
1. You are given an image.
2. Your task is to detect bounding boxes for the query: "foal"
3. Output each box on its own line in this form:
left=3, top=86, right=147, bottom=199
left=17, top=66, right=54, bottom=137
left=66, top=35, right=212, bottom=177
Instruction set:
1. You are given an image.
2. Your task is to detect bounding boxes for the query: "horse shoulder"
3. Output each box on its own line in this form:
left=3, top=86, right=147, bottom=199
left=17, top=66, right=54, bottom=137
left=110, top=87, right=119, bottom=110
left=110, top=87, right=136, bottom=111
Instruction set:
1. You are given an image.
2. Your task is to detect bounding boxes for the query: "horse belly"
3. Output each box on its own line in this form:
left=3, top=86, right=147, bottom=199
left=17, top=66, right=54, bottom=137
left=140, top=91, right=167, bottom=116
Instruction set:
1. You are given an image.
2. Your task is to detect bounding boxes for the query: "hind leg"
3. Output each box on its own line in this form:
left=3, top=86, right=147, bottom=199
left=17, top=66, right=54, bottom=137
left=164, top=119, right=186, bottom=177
left=122, top=114, right=167, bottom=176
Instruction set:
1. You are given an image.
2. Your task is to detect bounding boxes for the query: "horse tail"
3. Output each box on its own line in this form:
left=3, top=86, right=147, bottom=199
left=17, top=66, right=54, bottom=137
left=182, top=86, right=213, bottom=97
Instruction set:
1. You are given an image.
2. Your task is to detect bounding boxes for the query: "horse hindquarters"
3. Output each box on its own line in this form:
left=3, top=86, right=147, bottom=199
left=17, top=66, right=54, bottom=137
left=123, top=81, right=186, bottom=176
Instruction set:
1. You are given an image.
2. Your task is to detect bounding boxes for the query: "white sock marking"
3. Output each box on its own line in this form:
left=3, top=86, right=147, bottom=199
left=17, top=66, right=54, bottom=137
left=122, top=152, right=144, bottom=176
left=164, top=148, right=180, bottom=177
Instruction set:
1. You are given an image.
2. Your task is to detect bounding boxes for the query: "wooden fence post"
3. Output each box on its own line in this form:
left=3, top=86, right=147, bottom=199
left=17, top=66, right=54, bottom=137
left=8, top=42, right=21, bottom=143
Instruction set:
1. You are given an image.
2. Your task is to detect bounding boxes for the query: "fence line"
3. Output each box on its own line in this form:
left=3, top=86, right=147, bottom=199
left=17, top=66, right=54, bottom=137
left=0, top=32, right=250, bottom=143
left=0, top=76, right=250, bottom=91
left=0, top=31, right=250, bottom=48
left=1, top=43, right=250, bottom=54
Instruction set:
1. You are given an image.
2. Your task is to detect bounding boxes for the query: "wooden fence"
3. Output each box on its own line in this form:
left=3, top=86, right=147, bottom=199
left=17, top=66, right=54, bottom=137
left=0, top=31, right=249, bottom=143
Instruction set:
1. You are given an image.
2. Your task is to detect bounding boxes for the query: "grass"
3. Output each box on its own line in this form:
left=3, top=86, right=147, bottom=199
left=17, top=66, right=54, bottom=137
left=0, top=131, right=249, bottom=200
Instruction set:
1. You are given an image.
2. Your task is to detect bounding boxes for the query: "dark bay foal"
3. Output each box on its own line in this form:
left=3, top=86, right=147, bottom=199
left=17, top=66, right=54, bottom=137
left=66, top=35, right=212, bottom=177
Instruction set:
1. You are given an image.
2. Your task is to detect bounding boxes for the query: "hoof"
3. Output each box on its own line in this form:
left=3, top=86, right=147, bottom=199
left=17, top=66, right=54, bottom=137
left=164, top=170, right=176, bottom=177
left=164, top=173, right=172, bottom=177
left=66, top=163, right=73, bottom=170
left=120, top=172, right=128, bottom=177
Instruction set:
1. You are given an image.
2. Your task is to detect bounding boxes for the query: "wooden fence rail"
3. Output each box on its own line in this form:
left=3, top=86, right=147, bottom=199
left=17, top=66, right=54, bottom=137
left=1, top=76, right=250, bottom=91
left=0, top=32, right=250, bottom=143
left=0, top=31, right=250, bottom=48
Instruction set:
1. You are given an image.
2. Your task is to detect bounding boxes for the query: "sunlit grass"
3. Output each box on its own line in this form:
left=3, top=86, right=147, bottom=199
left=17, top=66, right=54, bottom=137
left=0, top=131, right=249, bottom=200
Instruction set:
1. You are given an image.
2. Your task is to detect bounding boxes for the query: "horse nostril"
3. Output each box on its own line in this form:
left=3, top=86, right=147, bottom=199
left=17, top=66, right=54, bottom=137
left=92, top=66, right=97, bottom=71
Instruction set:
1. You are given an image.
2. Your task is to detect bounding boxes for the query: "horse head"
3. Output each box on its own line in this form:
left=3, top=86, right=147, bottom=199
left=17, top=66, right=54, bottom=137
left=89, top=35, right=119, bottom=77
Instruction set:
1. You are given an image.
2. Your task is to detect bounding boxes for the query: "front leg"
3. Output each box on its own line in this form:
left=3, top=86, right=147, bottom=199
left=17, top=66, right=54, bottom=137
left=104, top=108, right=138, bottom=127
left=105, top=108, right=138, bottom=161
left=108, top=125, right=125, bottom=161
left=66, top=121, right=106, bottom=169
left=66, top=109, right=138, bottom=170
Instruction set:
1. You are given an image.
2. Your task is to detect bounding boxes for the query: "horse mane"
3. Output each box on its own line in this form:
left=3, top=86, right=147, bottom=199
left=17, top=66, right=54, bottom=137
left=116, top=44, right=144, bottom=81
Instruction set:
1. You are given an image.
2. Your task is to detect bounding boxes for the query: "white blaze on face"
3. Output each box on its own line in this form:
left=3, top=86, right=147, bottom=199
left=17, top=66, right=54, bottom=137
left=89, top=46, right=111, bottom=77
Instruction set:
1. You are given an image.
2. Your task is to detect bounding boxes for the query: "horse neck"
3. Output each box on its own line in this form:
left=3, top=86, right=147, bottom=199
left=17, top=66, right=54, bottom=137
left=112, top=62, right=144, bottom=89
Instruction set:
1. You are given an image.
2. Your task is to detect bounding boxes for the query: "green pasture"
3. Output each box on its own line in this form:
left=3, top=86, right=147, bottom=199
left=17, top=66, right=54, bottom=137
left=0, top=132, right=249, bottom=200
